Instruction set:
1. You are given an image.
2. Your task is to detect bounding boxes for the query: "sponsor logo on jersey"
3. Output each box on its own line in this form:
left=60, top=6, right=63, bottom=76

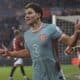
left=39, top=34, right=46, bottom=41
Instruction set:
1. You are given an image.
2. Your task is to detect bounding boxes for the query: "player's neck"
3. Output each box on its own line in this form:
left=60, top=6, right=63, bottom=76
left=31, top=21, right=43, bottom=32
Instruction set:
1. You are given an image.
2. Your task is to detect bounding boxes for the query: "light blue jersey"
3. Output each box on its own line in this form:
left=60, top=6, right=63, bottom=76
left=24, top=23, right=62, bottom=80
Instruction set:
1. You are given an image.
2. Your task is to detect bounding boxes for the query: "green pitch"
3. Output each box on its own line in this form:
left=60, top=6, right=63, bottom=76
left=0, top=65, right=80, bottom=80
left=0, top=66, right=32, bottom=80
left=62, top=65, right=80, bottom=80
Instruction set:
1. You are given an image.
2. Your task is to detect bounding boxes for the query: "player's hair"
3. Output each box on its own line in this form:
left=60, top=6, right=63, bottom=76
left=25, top=2, right=43, bottom=19
left=14, top=30, right=20, bottom=36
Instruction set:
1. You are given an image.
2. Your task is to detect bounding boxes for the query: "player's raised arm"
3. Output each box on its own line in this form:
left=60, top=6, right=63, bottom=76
left=64, top=20, right=80, bottom=54
left=59, top=20, right=80, bottom=47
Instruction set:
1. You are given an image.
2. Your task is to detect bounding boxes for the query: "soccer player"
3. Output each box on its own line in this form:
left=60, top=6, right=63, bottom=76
left=0, top=2, right=80, bottom=80
left=8, top=29, right=29, bottom=80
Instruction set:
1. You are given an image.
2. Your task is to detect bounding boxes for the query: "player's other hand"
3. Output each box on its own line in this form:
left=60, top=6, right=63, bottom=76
left=0, top=48, right=9, bottom=57
left=2, top=51, right=9, bottom=57
left=75, top=19, right=80, bottom=33
left=64, top=46, right=73, bottom=54
left=0, top=48, right=5, bottom=55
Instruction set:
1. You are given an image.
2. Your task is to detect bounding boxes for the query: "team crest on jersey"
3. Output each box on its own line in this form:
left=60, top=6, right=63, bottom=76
left=39, top=34, right=46, bottom=41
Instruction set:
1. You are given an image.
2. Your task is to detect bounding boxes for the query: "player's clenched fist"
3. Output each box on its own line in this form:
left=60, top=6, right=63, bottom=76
left=75, top=20, right=80, bottom=33
left=64, top=46, right=73, bottom=54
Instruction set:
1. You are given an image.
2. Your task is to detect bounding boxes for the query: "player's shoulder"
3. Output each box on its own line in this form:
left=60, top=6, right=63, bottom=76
left=23, top=29, right=31, bottom=40
left=43, top=23, right=56, bottom=29
left=43, top=23, right=56, bottom=27
left=23, top=29, right=30, bottom=35
left=43, top=23, right=57, bottom=33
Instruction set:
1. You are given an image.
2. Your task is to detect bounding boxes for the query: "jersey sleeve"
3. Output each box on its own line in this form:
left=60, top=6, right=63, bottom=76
left=50, top=24, right=63, bottom=39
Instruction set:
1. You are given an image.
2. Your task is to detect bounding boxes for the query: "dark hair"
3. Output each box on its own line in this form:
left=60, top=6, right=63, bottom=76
left=14, top=30, right=20, bottom=35
left=25, top=2, right=43, bottom=19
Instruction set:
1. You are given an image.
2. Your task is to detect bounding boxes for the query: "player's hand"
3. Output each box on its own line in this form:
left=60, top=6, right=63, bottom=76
left=75, top=19, right=80, bottom=33
left=2, top=51, right=10, bottom=57
left=0, top=49, right=6, bottom=55
left=0, top=49, right=9, bottom=57
left=64, top=46, right=73, bottom=54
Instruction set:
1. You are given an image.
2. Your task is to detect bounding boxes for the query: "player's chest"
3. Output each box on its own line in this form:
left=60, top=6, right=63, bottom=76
left=25, top=31, right=50, bottom=47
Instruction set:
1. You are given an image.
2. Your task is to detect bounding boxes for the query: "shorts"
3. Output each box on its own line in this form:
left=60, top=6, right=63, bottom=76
left=14, top=58, right=23, bottom=66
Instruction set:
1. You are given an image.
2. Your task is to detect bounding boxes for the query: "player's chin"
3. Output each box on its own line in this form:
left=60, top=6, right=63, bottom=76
left=25, top=20, right=32, bottom=25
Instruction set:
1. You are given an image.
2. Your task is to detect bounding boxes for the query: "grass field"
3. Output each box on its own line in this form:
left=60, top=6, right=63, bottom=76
left=0, top=65, right=80, bottom=80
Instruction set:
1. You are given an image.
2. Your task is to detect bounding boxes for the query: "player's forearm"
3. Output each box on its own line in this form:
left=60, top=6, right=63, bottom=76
left=66, top=20, right=80, bottom=46
left=8, top=49, right=30, bottom=58
left=64, top=32, right=78, bottom=54
left=70, top=31, right=79, bottom=47
left=59, top=32, right=79, bottom=46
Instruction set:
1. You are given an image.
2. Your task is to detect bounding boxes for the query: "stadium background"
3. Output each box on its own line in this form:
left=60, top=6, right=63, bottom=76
left=0, top=0, right=80, bottom=66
